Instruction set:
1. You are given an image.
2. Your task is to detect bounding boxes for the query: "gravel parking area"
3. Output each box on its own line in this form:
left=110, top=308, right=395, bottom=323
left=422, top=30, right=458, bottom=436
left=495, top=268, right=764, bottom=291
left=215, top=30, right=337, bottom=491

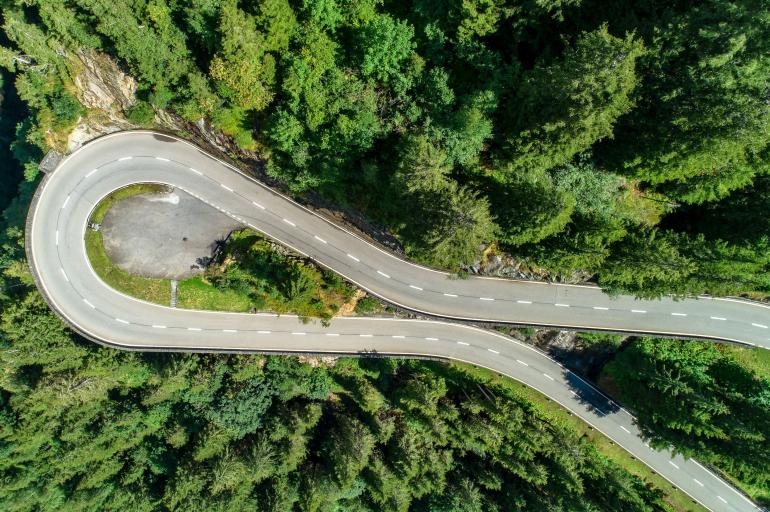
left=100, top=187, right=241, bottom=279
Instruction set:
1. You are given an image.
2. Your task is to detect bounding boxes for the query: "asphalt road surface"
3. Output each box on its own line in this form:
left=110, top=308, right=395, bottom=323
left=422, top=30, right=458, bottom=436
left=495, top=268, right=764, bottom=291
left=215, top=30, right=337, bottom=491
left=27, top=131, right=768, bottom=512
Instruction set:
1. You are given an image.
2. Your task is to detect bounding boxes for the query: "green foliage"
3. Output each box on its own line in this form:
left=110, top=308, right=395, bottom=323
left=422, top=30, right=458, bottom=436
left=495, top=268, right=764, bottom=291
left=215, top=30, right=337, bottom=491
left=357, top=15, right=416, bottom=83
left=504, top=25, right=643, bottom=175
left=124, top=101, right=155, bottom=125
left=206, top=231, right=355, bottom=321
left=605, top=338, right=770, bottom=498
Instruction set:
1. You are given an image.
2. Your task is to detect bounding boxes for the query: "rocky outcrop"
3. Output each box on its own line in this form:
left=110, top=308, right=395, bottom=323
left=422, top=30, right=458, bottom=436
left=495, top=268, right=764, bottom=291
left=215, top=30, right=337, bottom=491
left=71, top=49, right=136, bottom=113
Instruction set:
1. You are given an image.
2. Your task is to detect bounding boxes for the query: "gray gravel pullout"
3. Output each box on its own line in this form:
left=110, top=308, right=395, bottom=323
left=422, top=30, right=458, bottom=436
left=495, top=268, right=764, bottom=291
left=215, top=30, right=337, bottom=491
left=100, top=187, right=240, bottom=279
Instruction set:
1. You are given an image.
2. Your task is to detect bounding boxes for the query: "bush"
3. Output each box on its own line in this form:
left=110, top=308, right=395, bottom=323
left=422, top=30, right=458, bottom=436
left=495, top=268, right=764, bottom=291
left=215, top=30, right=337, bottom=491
left=125, top=101, right=155, bottom=125
left=354, top=296, right=381, bottom=315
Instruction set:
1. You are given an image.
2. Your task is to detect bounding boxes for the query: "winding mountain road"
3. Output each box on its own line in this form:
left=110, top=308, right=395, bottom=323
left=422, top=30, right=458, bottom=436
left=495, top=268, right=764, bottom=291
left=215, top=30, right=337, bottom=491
left=27, top=131, right=768, bottom=512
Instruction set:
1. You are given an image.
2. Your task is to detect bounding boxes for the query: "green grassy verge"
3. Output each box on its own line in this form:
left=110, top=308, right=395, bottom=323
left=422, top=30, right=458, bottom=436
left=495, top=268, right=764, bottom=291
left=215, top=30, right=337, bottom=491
left=451, top=362, right=707, bottom=512
left=90, top=183, right=170, bottom=224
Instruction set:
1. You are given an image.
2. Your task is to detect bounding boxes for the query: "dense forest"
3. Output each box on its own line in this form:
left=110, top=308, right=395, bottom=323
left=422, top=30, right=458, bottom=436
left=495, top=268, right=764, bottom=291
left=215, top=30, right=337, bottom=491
left=1, top=1, right=770, bottom=510
left=2, top=0, right=769, bottom=298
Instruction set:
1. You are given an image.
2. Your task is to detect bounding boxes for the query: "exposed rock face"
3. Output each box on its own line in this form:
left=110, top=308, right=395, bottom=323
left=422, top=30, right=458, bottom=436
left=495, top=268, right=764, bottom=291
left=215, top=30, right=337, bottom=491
left=71, top=49, right=136, bottom=113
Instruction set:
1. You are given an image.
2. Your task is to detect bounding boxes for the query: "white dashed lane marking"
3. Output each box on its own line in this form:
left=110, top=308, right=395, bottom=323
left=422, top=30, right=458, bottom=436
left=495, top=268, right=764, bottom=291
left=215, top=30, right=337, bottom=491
left=118, top=156, right=132, bottom=161
left=693, top=479, right=704, bottom=487
left=85, top=168, right=98, bottom=178
left=187, top=327, right=202, bottom=331
left=487, top=348, right=499, bottom=354
left=223, top=329, right=237, bottom=333
left=60, top=268, right=69, bottom=282
left=593, top=306, right=608, bottom=310
left=671, top=313, right=687, bottom=317
left=752, top=323, right=768, bottom=329
left=220, top=184, right=234, bottom=192
left=620, top=426, right=631, bottom=434
left=314, top=235, right=327, bottom=244
left=55, top=231, right=59, bottom=245
left=543, top=373, right=555, bottom=381
left=325, top=333, right=339, bottom=337
left=257, top=330, right=271, bottom=334
left=409, top=285, right=423, bottom=290
left=516, top=359, right=528, bottom=366
left=82, top=299, right=95, bottom=309
left=252, top=201, right=266, bottom=209
left=347, top=254, right=360, bottom=262
left=155, top=157, right=169, bottom=162
left=115, top=318, right=129, bottom=324
left=425, top=337, right=438, bottom=341
left=392, top=335, right=405, bottom=339
left=152, top=325, right=166, bottom=329
left=517, top=300, right=532, bottom=304
left=479, top=297, right=495, bottom=301
left=62, top=195, right=70, bottom=209
left=444, top=293, right=458, bottom=298
left=457, top=341, right=469, bottom=346
left=282, top=218, right=296, bottom=227
left=189, top=167, right=202, bottom=175
left=631, top=309, right=647, bottom=313
left=292, top=332, right=306, bottom=336
left=377, top=270, right=391, bottom=278
left=710, top=316, right=726, bottom=321
left=717, top=496, right=727, bottom=504
left=555, top=303, right=570, bottom=307
left=669, top=461, right=680, bottom=469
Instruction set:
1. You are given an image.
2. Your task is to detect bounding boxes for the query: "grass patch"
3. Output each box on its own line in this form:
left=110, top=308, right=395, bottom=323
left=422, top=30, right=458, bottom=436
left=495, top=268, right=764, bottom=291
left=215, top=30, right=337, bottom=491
left=177, top=275, right=252, bottom=312
left=450, top=362, right=707, bottom=512
left=722, top=345, right=770, bottom=380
